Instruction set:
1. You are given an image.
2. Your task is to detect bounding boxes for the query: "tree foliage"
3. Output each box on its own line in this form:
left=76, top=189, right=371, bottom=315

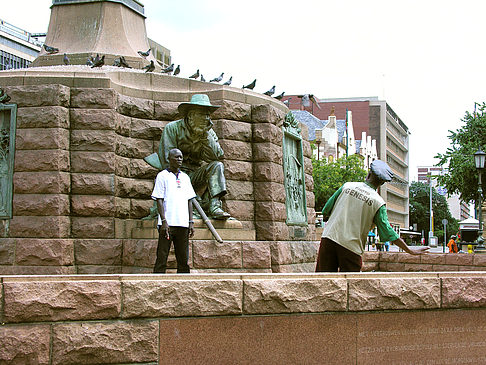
left=409, top=182, right=459, bottom=244
left=435, top=103, right=486, bottom=203
left=312, top=154, right=367, bottom=212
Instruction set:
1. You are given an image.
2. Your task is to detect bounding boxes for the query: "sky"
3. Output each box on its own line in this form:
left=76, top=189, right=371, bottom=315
left=3, top=0, right=486, bottom=181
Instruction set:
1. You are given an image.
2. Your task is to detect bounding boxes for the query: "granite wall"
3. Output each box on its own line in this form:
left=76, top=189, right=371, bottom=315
left=2, top=272, right=486, bottom=364
left=0, top=78, right=316, bottom=274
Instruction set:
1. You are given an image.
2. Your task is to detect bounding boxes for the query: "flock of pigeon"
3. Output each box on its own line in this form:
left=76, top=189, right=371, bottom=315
left=42, top=44, right=285, bottom=99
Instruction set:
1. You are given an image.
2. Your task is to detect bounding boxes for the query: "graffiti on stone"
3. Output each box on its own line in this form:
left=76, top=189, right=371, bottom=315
left=282, top=112, right=307, bottom=225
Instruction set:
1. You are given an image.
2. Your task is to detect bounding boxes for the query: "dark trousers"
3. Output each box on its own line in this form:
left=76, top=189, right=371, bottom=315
left=154, top=226, right=190, bottom=273
left=315, top=237, right=362, bottom=272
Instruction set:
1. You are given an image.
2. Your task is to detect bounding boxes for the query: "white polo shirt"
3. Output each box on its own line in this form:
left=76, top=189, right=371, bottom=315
left=151, top=169, right=196, bottom=227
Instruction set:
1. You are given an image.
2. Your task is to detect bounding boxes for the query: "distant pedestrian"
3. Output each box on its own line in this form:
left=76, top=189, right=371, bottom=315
left=384, top=241, right=390, bottom=251
left=152, top=148, right=196, bottom=273
left=316, top=160, right=429, bottom=272
left=447, top=235, right=458, bottom=254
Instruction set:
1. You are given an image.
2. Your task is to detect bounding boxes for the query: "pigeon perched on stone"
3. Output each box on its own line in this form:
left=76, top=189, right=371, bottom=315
left=63, top=53, right=70, bottom=65
left=0, top=88, right=11, bottom=104
left=210, top=72, right=224, bottom=83
left=274, top=91, right=285, bottom=100
left=264, top=85, right=275, bottom=96
left=113, top=57, right=121, bottom=67
left=86, top=56, right=94, bottom=66
left=161, top=63, right=174, bottom=74
left=223, top=76, right=232, bottom=86
left=189, top=69, right=199, bottom=79
left=243, top=79, right=257, bottom=90
left=138, top=48, right=151, bottom=58
left=142, top=60, right=155, bottom=73
left=173, top=65, right=180, bottom=76
left=200, top=74, right=206, bottom=82
left=43, top=44, right=59, bottom=54
left=119, top=56, right=131, bottom=68
left=91, top=55, right=105, bottom=68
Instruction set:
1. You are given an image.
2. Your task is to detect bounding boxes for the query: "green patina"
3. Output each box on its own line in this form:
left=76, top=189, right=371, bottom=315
left=0, top=104, right=17, bottom=219
left=282, top=112, right=307, bottom=226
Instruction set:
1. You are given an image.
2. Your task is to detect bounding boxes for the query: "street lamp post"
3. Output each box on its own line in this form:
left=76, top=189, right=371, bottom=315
left=474, top=147, right=485, bottom=247
left=315, top=129, right=322, bottom=161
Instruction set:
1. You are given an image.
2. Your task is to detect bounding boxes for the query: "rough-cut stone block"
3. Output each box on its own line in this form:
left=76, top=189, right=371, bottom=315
left=218, top=139, right=252, bottom=161
left=71, top=217, right=114, bottom=238
left=243, top=278, right=347, bottom=314
left=379, top=252, right=398, bottom=263
left=6, top=84, right=69, bottom=107
left=14, top=171, right=70, bottom=194
left=71, top=130, right=116, bottom=151
left=433, top=264, right=459, bottom=271
left=254, top=182, right=285, bottom=202
left=253, top=142, right=283, bottom=163
left=71, top=173, right=114, bottom=195
left=16, top=128, right=69, bottom=150
left=224, top=200, right=254, bottom=221
left=270, top=241, right=319, bottom=265
left=404, top=263, right=434, bottom=271
left=381, top=262, right=406, bottom=272
left=4, top=280, right=121, bottom=322
left=303, top=156, right=313, bottom=175
left=445, top=253, right=474, bottom=266
left=130, top=117, right=163, bottom=139
left=473, top=254, right=486, bottom=267
left=9, top=216, right=70, bottom=238
left=15, top=238, right=74, bottom=265
left=115, top=176, right=153, bottom=198
left=70, top=108, right=117, bottom=130
left=14, top=149, right=69, bottom=172
left=193, top=240, right=242, bottom=268
left=71, top=151, right=115, bottom=173
left=0, top=325, right=50, bottom=364
left=419, top=253, right=447, bottom=265
left=305, top=173, right=314, bottom=191
left=225, top=180, right=253, bottom=201
left=115, top=197, right=131, bottom=218
left=75, top=239, right=122, bottom=265
left=363, top=251, right=380, bottom=262
left=70, top=88, right=116, bottom=109
left=211, top=99, right=251, bottom=121
left=17, top=106, right=69, bottom=128
left=122, top=279, right=243, bottom=318
left=213, top=119, right=251, bottom=141
left=306, top=190, right=315, bottom=209
left=115, top=136, right=153, bottom=158
left=122, top=239, right=157, bottom=267
left=242, top=241, right=271, bottom=268
left=71, top=195, right=115, bottom=216
left=0, top=265, right=75, bottom=275
left=252, top=122, right=283, bottom=145
left=113, top=115, right=130, bottom=139
left=442, top=277, right=486, bottom=308
left=255, top=201, right=287, bottom=221
left=52, top=321, right=158, bottom=364
left=271, top=262, right=316, bottom=273
left=13, top=193, right=70, bottom=216
left=256, top=221, right=289, bottom=241
left=117, top=94, right=154, bottom=119
left=251, top=104, right=285, bottom=125
left=0, top=238, right=15, bottom=265
left=362, top=261, right=379, bottom=272
left=254, top=162, right=284, bottom=183
left=394, top=252, right=421, bottom=264
left=129, top=158, right=158, bottom=179
left=348, top=278, right=441, bottom=311
left=131, top=198, right=153, bottom=218
left=77, top=265, right=121, bottom=274
left=303, top=139, right=312, bottom=158
left=154, top=100, right=179, bottom=120
left=115, top=154, right=130, bottom=176
left=224, top=160, right=252, bottom=181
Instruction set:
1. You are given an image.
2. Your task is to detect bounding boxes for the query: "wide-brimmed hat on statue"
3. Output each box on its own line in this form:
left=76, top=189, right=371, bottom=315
left=370, top=160, right=394, bottom=182
left=178, top=94, right=220, bottom=116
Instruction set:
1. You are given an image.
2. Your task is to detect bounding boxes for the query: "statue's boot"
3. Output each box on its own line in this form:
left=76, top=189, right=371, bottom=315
left=209, top=197, right=230, bottom=220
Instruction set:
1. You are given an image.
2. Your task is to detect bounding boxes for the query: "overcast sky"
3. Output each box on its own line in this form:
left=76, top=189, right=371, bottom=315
left=4, top=0, right=486, bottom=181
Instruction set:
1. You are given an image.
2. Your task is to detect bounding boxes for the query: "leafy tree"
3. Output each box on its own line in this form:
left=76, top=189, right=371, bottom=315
left=409, top=182, right=459, bottom=244
left=312, top=154, right=367, bottom=212
left=435, top=103, right=486, bottom=203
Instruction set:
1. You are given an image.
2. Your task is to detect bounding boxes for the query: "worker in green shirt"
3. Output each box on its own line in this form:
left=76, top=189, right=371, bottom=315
left=316, top=160, right=429, bottom=272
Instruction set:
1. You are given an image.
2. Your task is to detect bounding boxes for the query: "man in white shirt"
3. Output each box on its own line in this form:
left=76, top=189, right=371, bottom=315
left=152, top=148, right=196, bottom=273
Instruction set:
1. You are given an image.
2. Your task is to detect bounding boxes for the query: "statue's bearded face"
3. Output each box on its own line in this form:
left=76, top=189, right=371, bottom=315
left=187, top=108, right=211, bottom=136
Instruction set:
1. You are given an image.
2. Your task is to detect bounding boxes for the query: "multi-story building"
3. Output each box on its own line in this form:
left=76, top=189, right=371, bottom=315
left=417, top=166, right=470, bottom=221
left=0, top=19, right=42, bottom=70
left=285, top=95, right=410, bottom=230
